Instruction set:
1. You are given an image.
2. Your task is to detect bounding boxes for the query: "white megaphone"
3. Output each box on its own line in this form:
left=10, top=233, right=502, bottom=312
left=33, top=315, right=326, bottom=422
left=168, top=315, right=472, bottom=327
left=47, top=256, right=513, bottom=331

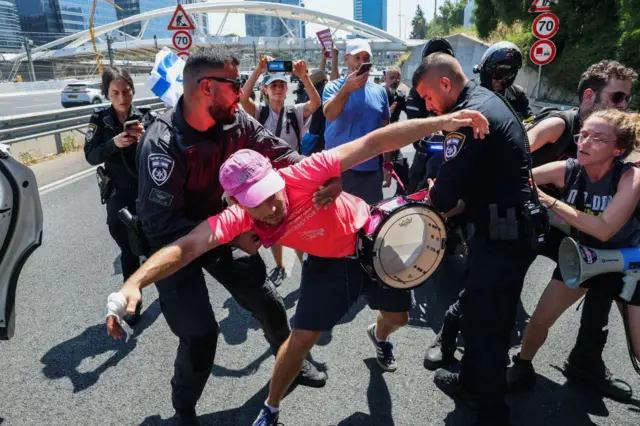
left=558, top=236, right=640, bottom=302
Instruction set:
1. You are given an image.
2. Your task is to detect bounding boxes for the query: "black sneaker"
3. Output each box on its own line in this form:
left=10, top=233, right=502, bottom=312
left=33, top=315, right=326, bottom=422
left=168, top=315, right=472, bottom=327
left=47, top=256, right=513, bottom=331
left=295, top=359, right=327, bottom=387
left=506, top=353, right=536, bottom=392
left=367, top=323, right=398, bottom=372
left=562, top=360, right=633, bottom=401
left=433, top=369, right=479, bottom=409
left=123, top=300, right=142, bottom=326
left=252, top=406, right=282, bottom=426
left=268, top=266, right=287, bottom=287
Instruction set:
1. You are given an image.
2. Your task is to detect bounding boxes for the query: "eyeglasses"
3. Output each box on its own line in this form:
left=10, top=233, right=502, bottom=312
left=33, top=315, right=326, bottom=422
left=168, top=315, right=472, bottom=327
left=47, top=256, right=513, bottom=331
left=600, top=90, right=632, bottom=104
left=197, top=76, right=243, bottom=93
left=573, top=133, right=611, bottom=146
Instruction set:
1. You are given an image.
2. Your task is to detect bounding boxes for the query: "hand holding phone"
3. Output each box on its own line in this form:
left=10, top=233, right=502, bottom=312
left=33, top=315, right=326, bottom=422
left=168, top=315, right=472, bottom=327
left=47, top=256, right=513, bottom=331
left=356, top=62, right=372, bottom=76
left=267, top=60, right=293, bottom=73
left=124, top=119, right=143, bottom=139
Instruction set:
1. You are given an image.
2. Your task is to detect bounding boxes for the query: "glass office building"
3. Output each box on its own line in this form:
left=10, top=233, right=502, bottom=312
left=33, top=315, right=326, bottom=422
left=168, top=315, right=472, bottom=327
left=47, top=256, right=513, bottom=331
left=16, top=0, right=206, bottom=47
left=353, top=0, right=387, bottom=31
left=245, top=0, right=302, bottom=38
left=0, top=0, right=22, bottom=52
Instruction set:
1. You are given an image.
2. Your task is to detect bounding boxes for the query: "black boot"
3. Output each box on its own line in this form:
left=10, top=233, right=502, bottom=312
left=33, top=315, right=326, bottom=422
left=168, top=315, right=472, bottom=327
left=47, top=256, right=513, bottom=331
left=564, top=330, right=632, bottom=401
left=424, top=313, right=459, bottom=371
left=507, top=353, right=536, bottom=392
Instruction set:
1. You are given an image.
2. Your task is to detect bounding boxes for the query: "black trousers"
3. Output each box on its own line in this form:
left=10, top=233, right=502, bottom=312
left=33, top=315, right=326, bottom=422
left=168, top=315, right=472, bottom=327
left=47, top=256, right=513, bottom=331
left=153, top=245, right=290, bottom=413
left=106, top=193, right=140, bottom=281
left=459, top=237, right=535, bottom=425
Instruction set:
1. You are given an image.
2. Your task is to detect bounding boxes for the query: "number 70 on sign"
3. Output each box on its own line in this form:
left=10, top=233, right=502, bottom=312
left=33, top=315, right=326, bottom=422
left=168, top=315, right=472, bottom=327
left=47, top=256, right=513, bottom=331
left=172, top=30, right=192, bottom=51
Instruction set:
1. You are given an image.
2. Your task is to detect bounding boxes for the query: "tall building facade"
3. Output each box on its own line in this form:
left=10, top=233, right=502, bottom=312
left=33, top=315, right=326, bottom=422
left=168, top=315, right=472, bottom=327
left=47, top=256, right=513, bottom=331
left=353, top=0, right=387, bottom=31
left=0, top=0, right=22, bottom=52
left=245, top=0, right=302, bottom=38
left=16, top=0, right=203, bottom=47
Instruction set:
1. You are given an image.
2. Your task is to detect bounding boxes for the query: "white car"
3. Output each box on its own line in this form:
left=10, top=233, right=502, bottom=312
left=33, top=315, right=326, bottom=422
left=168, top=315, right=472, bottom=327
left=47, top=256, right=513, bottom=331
left=0, top=144, right=43, bottom=340
left=61, top=81, right=106, bottom=108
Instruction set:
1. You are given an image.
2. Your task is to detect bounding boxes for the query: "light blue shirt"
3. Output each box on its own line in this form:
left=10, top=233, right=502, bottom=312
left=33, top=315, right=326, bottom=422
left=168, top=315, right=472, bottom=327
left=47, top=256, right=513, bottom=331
left=323, top=78, right=390, bottom=172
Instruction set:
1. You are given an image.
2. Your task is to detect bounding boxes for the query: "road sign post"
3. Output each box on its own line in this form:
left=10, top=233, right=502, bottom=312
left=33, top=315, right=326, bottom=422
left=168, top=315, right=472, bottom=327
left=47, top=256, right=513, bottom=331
left=529, top=2, right=559, bottom=99
left=167, top=4, right=196, bottom=59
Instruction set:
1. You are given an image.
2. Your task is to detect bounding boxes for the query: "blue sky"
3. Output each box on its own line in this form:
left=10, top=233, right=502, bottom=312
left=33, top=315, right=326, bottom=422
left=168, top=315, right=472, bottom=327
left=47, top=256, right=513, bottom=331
left=205, top=0, right=438, bottom=39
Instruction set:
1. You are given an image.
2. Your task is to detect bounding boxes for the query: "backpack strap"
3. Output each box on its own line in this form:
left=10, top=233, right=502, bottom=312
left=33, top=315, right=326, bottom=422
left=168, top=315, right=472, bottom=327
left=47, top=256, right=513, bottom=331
left=258, top=104, right=270, bottom=126
left=285, top=106, right=302, bottom=152
left=274, top=107, right=286, bottom=138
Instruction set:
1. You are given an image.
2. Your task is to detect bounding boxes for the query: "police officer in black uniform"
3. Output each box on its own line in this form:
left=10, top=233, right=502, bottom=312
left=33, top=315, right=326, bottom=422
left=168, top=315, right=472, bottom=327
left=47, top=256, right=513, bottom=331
left=473, top=41, right=533, bottom=120
left=406, top=37, right=456, bottom=193
left=136, top=48, right=331, bottom=424
left=84, top=66, right=154, bottom=324
left=414, top=53, right=539, bottom=426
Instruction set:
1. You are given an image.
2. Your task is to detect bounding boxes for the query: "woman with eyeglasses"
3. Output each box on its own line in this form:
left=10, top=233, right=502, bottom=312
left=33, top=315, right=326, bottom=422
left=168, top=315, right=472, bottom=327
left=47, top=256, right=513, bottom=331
left=507, top=109, right=640, bottom=390
left=239, top=54, right=321, bottom=286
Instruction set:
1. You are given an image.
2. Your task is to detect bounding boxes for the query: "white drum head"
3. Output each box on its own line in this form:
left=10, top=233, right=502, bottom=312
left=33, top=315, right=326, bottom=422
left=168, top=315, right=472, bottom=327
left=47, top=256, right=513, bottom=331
left=372, top=205, right=447, bottom=289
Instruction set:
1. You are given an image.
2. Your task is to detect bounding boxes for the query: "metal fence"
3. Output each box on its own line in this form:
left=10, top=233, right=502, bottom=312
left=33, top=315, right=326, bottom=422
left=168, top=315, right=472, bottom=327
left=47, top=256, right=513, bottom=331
left=0, top=97, right=165, bottom=154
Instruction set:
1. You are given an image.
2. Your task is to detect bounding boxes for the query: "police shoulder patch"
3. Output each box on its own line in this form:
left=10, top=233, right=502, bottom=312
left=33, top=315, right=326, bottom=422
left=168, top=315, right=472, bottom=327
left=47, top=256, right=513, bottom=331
left=85, top=123, right=97, bottom=143
left=148, top=153, right=175, bottom=186
left=444, top=131, right=466, bottom=161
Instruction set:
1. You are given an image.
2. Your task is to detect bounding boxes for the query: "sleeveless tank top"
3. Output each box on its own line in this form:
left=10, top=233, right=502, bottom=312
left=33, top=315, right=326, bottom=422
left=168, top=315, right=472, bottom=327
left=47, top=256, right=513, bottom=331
left=561, top=158, right=640, bottom=249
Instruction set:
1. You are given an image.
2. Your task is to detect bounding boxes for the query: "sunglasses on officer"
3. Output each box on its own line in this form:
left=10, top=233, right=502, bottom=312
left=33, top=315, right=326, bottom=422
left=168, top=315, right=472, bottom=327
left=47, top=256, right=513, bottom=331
left=197, top=76, right=243, bottom=94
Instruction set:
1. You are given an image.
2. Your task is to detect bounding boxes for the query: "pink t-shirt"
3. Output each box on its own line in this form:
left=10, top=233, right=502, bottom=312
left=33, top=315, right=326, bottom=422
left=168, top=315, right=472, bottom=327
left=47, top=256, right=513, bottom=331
left=208, top=150, right=371, bottom=257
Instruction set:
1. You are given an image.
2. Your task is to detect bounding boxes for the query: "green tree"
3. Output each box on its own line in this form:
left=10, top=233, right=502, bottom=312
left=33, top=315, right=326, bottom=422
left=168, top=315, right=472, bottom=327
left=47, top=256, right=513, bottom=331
left=410, top=5, right=427, bottom=39
left=425, top=0, right=469, bottom=37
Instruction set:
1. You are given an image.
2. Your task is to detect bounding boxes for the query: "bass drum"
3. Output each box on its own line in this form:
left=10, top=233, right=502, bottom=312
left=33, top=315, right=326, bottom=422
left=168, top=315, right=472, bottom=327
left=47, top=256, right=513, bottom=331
left=357, top=192, right=448, bottom=290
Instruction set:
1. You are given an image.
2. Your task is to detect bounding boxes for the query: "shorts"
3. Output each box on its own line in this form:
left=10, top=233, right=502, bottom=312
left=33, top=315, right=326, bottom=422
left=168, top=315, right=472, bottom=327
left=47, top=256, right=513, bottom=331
left=293, top=254, right=416, bottom=331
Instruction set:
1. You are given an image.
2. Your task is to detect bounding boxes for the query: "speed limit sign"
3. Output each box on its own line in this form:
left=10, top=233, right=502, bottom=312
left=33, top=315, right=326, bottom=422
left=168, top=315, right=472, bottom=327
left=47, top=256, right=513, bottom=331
left=172, top=30, right=192, bottom=51
left=532, top=12, right=559, bottom=39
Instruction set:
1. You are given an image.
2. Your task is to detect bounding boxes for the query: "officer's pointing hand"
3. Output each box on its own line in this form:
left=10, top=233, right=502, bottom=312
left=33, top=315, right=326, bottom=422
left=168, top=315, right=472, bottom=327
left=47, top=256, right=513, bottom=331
left=441, top=110, right=490, bottom=140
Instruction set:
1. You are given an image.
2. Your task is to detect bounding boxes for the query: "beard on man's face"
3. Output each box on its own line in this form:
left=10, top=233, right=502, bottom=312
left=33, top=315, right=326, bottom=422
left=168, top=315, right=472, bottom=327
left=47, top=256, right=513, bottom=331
left=208, top=102, right=237, bottom=124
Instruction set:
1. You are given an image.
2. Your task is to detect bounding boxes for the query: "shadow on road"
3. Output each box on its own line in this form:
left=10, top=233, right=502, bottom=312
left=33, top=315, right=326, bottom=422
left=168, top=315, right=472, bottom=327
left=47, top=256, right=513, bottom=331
left=334, top=358, right=394, bottom=425
left=408, top=254, right=532, bottom=349
left=40, top=299, right=161, bottom=393
left=139, top=383, right=270, bottom=425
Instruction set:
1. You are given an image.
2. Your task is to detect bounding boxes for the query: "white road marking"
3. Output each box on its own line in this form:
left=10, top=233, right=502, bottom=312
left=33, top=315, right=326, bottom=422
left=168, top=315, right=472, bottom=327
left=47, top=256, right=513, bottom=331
left=39, top=166, right=98, bottom=195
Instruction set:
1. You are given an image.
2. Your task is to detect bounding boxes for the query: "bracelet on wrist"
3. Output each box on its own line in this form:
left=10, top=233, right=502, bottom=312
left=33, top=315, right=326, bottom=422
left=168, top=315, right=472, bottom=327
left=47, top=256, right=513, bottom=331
left=548, top=199, right=558, bottom=209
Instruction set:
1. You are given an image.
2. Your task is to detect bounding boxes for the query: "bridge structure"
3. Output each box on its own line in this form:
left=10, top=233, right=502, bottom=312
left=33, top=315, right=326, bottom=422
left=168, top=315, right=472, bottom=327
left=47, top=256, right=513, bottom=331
left=14, top=1, right=424, bottom=64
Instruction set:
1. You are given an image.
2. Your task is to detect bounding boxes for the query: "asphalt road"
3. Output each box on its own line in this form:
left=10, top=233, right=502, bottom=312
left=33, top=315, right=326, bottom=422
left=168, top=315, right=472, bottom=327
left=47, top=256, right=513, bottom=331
left=0, top=82, right=156, bottom=117
left=1, top=89, right=639, bottom=426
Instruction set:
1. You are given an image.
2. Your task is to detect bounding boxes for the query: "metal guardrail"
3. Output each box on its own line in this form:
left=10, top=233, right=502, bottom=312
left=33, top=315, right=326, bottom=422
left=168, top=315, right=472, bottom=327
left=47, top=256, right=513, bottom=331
left=0, top=97, right=166, bottom=151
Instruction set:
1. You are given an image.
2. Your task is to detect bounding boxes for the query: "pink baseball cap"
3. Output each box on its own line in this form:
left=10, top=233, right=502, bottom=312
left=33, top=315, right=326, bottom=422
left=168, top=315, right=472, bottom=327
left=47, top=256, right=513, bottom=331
left=219, top=149, right=285, bottom=208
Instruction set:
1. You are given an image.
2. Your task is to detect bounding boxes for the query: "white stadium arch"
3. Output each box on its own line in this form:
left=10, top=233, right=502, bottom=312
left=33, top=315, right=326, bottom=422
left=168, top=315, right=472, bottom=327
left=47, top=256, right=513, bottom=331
left=20, top=1, right=412, bottom=61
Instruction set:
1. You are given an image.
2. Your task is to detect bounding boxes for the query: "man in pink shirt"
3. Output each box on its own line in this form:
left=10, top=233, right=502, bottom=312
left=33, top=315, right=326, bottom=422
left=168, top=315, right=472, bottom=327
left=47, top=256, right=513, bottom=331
left=107, top=109, right=489, bottom=426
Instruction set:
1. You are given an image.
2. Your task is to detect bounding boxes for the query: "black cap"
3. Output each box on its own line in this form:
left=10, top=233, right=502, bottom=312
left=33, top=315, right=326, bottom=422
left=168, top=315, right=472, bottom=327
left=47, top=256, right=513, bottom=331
left=421, top=37, right=455, bottom=59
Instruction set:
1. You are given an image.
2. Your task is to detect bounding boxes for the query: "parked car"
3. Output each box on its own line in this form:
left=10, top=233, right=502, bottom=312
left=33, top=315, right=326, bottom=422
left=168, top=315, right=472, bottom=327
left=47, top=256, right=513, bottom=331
left=60, top=81, right=106, bottom=108
left=0, top=143, right=43, bottom=340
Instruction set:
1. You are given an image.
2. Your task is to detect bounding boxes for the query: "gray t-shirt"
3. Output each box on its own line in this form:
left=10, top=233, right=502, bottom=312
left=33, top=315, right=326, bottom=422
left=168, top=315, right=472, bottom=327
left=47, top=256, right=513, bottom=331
left=562, top=158, right=640, bottom=249
left=255, top=103, right=310, bottom=152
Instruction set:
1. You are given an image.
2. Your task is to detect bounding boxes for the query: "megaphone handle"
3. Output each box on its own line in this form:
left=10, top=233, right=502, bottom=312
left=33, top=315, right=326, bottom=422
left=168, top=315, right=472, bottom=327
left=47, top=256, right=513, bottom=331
left=620, top=274, right=638, bottom=302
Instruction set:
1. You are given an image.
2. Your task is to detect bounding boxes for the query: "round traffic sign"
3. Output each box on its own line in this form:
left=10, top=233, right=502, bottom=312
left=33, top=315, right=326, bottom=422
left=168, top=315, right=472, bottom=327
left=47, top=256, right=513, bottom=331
left=529, top=39, right=556, bottom=66
left=172, top=30, right=192, bottom=51
left=532, top=12, right=559, bottom=39
left=177, top=51, right=190, bottom=60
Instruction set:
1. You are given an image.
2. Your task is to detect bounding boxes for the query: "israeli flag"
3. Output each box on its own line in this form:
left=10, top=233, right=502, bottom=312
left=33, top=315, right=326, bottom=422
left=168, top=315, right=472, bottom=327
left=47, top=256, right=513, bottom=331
left=147, top=47, right=185, bottom=107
